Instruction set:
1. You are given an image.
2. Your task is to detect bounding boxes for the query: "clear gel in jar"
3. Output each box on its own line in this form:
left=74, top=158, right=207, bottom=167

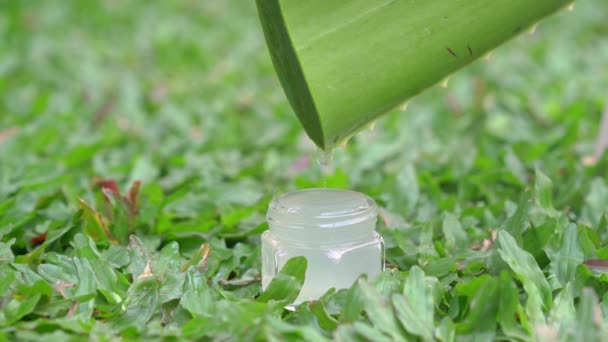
left=261, top=188, right=384, bottom=304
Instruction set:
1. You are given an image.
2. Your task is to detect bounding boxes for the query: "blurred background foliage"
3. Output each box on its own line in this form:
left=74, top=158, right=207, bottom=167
left=1, top=0, right=608, bottom=340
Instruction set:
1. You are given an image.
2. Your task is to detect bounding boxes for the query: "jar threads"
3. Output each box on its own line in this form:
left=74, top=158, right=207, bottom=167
left=261, top=189, right=384, bottom=304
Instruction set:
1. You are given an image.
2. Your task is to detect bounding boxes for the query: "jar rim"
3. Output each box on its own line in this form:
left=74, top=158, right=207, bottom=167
left=267, top=188, right=378, bottom=230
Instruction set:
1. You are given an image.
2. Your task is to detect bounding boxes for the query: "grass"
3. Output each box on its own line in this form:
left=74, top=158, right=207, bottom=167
left=1, top=0, right=608, bottom=340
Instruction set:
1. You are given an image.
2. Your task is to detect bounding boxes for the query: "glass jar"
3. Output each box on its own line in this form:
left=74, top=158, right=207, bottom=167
left=261, top=188, right=384, bottom=304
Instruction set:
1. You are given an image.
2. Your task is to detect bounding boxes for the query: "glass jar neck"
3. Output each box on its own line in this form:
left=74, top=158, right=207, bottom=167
left=268, top=222, right=377, bottom=245
left=266, top=189, right=378, bottom=245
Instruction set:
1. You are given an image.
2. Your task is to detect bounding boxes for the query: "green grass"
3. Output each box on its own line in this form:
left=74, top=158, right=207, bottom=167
left=1, top=0, right=608, bottom=340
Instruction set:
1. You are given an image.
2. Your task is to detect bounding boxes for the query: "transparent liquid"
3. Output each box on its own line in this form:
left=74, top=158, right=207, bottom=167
left=262, top=232, right=383, bottom=303
left=315, top=148, right=334, bottom=185
left=262, top=189, right=384, bottom=304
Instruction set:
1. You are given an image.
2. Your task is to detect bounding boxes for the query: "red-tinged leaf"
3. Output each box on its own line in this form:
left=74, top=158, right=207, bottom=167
left=78, top=197, right=118, bottom=244
left=584, top=259, right=608, bottom=271
left=94, top=178, right=120, bottom=194
left=66, top=300, right=78, bottom=318
left=94, top=178, right=142, bottom=225
left=126, top=180, right=142, bottom=216
left=180, top=243, right=211, bottom=273
left=92, top=179, right=117, bottom=218
left=31, top=232, right=47, bottom=246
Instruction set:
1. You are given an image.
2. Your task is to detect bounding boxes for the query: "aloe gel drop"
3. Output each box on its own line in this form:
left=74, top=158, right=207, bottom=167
left=261, top=189, right=384, bottom=304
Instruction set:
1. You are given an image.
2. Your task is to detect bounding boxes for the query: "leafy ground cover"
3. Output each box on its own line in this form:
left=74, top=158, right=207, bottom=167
left=1, top=0, right=608, bottom=340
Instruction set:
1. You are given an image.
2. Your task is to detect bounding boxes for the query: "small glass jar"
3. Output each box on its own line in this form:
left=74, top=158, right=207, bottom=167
left=261, top=188, right=384, bottom=304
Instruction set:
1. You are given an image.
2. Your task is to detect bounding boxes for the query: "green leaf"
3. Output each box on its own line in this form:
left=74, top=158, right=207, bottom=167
left=263, top=314, right=331, bottom=342
left=111, top=278, right=160, bottom=331
left=184, top=301, right=273, bottom=339
left=576, top=288, right=602, bottom=342
left=1, top=293, right=42, bottom=327
left=127, top=235, right=152, bottom=278
left=257, top=0, right=573, bottom=149
left=70, top=257, right=97, bottom=318
left=351, top=322, right=393, bottom=342
left=128, top=156, right=159, bottom=185
left=436, top=317, right=456, bottom=342
left=180, top=243, right=210, bottom=273
left=550, top=223, right=584, bottom=287
left=583, top=178, right=608, bottom=228
left=522, top=222, right=554, bottom=265
left=1, top=281, right=51, bottom=326
left=101, top=244, right=131, bottom=268
left=455, top=277, right=499, bottom=340
left=423, top=257, right=457, bottom=278
left=502, top=192, right=531, bottom=241
left=442, top=213, right=468, bottom=252
left=389, top=164, right=419, bottom=217
left=534, top=168, right=555, bottom=213
left=257, top=256, right=307, bottom=303
left=497, top=230, right=552, bottom=309
left=373, top=270, right=403, bottom=297
left=339, top=278, right=365, bottom=323
left=0, top=267, right=16, bottom=298
left=578, top=224, right=599, bottom=259
left=309, top=300, right=338, bottom=331
left=334, top=324, right=367, bottom=342
left=1, top=0, right=606, bottom=338
left=18, top=224, right=73, bottom=265
left=497, top=272, right=529, bottom=339
left=392, top=266, right=434, bottom=340
left=72, top=235, right=123, bottom=301
left=155, top=241, right=183, bottom=275
left=548, top=283, right=576, bottom=338
left=180, top=269, right=215, bottom=316
left=357, top=279, right=406, bottom=341
left=0, top=238, right=15, bottom=262
left=454, top=274, right=492, bottom=298
left=77, top=199, right=116, bottom=243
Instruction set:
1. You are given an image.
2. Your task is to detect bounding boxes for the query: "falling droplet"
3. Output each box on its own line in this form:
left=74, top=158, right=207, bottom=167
left=316, top=148, right=335, bottom=184
left=528, top=24, right=538, bottom=35
left=399, top=101, right=410, bottom=112
left=440, top=78, right=449, bottom=88
left=317, top=148, right=334, bottom=168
